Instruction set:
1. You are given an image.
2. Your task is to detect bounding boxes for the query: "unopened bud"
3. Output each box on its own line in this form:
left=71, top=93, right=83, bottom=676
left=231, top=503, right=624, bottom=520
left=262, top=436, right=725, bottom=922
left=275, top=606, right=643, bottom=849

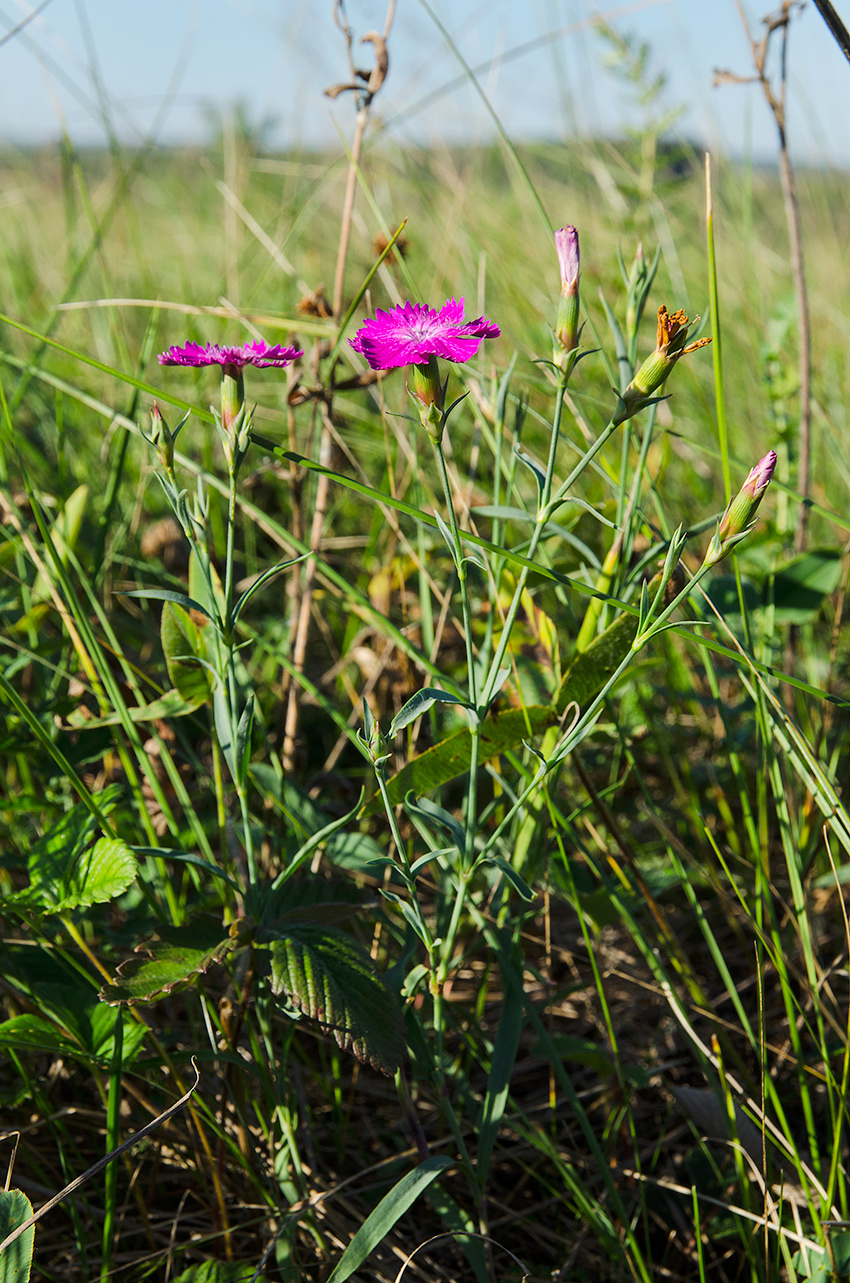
left=703, top=449, right=777, bottom=567
left=553, top=226, right=580, bottom=370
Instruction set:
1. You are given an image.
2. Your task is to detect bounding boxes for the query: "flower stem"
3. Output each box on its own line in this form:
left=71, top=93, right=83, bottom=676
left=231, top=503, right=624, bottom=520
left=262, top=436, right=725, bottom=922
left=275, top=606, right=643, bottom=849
left=482, top=370, right=573, bottom=705
left=432, top=438, right=480, bottom=868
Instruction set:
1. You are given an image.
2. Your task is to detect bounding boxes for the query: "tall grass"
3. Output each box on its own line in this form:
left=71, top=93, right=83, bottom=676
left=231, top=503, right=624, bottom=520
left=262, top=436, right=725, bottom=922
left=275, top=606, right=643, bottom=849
left=1, top=13, right=850, bottom=1283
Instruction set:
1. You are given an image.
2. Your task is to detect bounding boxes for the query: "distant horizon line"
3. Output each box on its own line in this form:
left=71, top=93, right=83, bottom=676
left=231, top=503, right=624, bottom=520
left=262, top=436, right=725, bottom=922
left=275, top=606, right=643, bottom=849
left=0, top=133, right=842, bottom=172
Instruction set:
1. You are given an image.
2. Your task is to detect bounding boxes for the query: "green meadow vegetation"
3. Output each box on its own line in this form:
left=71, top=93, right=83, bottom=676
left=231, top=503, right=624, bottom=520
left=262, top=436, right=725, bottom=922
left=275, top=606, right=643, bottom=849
left=3, top=15, right=850, bottom=1283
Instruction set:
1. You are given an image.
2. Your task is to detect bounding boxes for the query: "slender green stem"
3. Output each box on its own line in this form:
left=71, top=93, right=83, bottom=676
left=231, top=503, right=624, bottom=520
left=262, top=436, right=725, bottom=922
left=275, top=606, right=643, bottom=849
left=483, top=371, right=573, bottom=703
left=432, top=438, right=480, bottom=867
left=375, top=764, right=474, bottom=1174
left=224, top=463, right=238, bottom=640
left=432, top=440, right=477, bottom=705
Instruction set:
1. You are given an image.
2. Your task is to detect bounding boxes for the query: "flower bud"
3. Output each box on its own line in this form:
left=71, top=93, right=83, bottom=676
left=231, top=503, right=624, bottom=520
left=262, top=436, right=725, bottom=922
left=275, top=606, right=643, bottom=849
left=703, top=449, right=777, bottom=567
left=553, top=226, right=580, bottom=370
left=614, top=305, right=711, bottom=425
left=148, top=401, right=171, bottom=467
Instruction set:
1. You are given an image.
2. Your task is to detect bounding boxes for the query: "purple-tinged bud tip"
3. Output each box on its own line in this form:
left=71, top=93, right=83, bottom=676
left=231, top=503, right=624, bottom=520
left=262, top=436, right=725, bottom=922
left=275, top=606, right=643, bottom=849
left=704, top=448, right=777, bottom=567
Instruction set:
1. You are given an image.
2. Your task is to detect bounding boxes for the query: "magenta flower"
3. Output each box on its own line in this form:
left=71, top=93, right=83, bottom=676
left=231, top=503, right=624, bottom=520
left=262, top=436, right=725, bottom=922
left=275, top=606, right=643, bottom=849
left=158, top=339, right=302, bottom=369
left=349, top=298, right=500, bottom=371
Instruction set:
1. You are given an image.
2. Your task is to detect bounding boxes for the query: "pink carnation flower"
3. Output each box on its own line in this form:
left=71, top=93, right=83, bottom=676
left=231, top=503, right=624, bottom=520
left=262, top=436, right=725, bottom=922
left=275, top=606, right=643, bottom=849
left=349, top=298, right=500, bottom=371
left=158, top=339, right=302, bottom=369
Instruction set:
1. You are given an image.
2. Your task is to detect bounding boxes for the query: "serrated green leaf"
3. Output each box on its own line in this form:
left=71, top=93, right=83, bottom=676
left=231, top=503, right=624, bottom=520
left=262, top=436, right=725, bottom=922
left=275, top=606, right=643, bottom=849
left=27, top=798, right=100, bottom=880
left=161, top=600, right=214, bottom=705
left=267, top=924, right=404, bottom=1074
left=48, top=837, right=137, bottom=911
left=24, top=830, right=136, bottom=914
left=100, top=919, right=235, bottom=1005
left=0, top=1189, right=34, bottom=1283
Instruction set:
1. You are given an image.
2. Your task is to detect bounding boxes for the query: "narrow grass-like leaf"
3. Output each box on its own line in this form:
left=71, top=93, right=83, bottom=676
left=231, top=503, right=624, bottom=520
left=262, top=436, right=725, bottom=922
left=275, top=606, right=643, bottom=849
left=477, top=951, right=523, bottom=1178
left=481, top=855, right=536, bottom=902
left=325, top=1156, right=452, bottom=1283
left=123, top=587, right=212, bottom=619
left=403, top=793, right=466, bottom=854
left=390, top=687, right=470, bottom=736
left=64, top=688, right=205, bottom=728
left=173, top=1263, right=267, bottom=1283
left=230, top=555, right=305, bottom=628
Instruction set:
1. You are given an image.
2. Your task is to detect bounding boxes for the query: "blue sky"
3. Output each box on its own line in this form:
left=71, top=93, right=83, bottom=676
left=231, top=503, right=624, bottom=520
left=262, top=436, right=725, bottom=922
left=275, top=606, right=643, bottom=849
left=1, top=0, right=848, bottom=165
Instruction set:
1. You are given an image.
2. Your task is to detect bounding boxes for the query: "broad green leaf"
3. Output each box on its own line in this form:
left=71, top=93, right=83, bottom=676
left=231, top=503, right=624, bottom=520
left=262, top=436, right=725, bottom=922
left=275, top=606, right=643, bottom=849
left=161, top=600, right=214, bottom=705
left=0, top=1189, right=34, bottom=1283
left=789, top=1248, right=829, bottom=1282
left=266, top=924, right=404, bottom=1075
left=0, top=1015, right=80, bottom=1059
left=704, top=575, right=759, bottom=620
left=0, top=1008, right=146, bottom=1067
left=100, top=918, right=236, bottom=1005
left=553, top=607, right=638, bottom=713
left=325, top=1156, right=452, bottom=1283
left=17, top=811, right=136, bottom=914
left=770, top=548, right=843, bottom=623
left=27, top=800, right=99, bottom=881
left=831, top=1231, right=850, bottom=1274
left=173, top=1265, right=267, bottom=1283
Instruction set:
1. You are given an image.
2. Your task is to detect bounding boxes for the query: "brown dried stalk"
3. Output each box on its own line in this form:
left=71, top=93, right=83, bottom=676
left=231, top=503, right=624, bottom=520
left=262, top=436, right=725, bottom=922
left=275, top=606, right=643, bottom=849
left=282, top=0, right=396, bottom=772
left=716, top=1, right=811, bottom=552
